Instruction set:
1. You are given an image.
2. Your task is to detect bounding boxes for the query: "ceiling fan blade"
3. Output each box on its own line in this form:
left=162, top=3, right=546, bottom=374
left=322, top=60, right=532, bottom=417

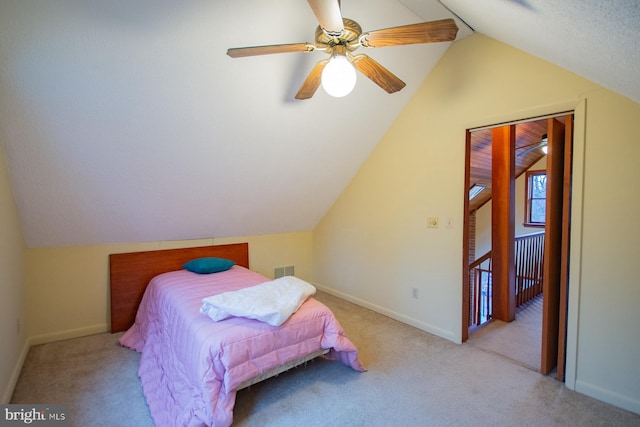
left=517, top=142, right=546, bottom=157
left=307, top=0, right=344, bottom=37
left=360, top=19, right=458, bottom=48
left=295, top=59, right=329, bottom=100
left=351, top=54, right=406, bottom=94
left=227, top=43, right=314, bottom=58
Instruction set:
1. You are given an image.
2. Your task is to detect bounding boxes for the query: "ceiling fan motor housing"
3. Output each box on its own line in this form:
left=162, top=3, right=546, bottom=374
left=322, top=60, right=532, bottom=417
left=316, top=18, right=362, bottom=51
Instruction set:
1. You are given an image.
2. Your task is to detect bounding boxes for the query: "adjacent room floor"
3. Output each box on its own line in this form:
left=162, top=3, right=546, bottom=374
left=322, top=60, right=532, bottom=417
left=466, top=295, right=543, bottom=371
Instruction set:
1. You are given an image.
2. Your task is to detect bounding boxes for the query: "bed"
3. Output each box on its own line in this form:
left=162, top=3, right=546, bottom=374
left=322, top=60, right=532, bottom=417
left=110, top=243, right=365, bottom=427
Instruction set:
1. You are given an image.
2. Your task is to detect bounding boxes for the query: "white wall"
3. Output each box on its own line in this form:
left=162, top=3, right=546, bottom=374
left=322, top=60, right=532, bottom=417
left=0, top=142, right=28, bottom=403
left=312, top=34, right=640, bottom=414
left=569, top=90, right=640, bottom=411
left=475, top=200, right=491, bottom=257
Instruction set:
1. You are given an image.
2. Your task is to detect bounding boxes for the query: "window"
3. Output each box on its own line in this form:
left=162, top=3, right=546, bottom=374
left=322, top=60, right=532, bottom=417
left=525, top=170, right=546, bottom=226
left=468, top=184, right=485, bottom=200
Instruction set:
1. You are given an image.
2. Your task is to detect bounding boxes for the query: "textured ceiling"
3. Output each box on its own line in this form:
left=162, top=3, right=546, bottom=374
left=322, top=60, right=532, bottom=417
left=0, top=0, right=469, bottom=247
left=0, top=0, right=638, bottom=248
left=441, top=0, right=640, bottom=104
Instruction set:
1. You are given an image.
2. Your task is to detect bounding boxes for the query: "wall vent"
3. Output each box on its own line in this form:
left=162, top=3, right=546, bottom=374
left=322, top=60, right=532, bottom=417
left=274, top=265, right=295, bottom=279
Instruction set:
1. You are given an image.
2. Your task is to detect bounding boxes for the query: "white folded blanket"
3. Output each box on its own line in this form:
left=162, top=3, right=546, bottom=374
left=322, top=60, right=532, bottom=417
left=200, top=276, right=316, bottom=326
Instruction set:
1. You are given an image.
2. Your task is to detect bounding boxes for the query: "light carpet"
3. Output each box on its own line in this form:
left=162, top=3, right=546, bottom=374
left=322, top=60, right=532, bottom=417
left=466, top=295, right=543, bottom=371
left=11, top=291, right=640, bottom=426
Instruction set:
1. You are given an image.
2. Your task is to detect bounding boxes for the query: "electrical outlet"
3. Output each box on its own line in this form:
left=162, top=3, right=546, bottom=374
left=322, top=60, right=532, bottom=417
left=412, top=287, right=419, bottom=299
left=427, top=217, right=439, bottom=228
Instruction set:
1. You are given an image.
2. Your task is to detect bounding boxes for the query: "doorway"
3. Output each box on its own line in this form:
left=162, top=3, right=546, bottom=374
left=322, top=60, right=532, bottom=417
left=462, top=113, right=573, bottom=379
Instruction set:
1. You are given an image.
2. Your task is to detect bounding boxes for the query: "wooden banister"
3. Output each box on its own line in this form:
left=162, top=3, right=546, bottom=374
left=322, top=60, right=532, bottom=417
left=468, top=232, right=545, bottom=328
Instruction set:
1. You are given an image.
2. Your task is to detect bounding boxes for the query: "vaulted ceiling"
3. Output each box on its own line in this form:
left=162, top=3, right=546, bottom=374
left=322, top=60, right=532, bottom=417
left=468, top=118, right=550, bottom=214
left=0, top=0, right=638, bottom=247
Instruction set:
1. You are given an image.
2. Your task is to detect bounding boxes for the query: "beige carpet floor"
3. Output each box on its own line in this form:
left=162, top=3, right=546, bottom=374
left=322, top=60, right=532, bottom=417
left=466, top=295, right=543, bottom=371
left=11, top=291, right=640, bottom=427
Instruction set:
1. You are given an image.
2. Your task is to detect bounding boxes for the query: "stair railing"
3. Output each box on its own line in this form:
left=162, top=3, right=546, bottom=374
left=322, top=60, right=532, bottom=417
left=469, top=232, right=545, bottom=328
left=515, top=231, right=545, bottom=307
left=469, top=251, right=493, bottom=327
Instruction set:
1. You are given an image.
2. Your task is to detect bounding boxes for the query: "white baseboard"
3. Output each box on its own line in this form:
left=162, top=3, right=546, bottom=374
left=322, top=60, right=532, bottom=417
left=1, top=339, right=30, bottom=404
left=575, top=380, right=640, bottom=415
left=28, top=323, right=109, bottom=346
left=313, top=282, right=456, bottom=342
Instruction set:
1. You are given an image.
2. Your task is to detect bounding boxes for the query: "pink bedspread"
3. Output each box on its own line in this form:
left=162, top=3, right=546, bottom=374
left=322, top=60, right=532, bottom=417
left=119, top=266, right=365, bottom=427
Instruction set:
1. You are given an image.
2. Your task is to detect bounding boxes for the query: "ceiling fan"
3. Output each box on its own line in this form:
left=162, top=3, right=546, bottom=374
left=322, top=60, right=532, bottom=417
left=517, top=134, right=548, bottom=156
left=226, top=0, right=459, bottom=99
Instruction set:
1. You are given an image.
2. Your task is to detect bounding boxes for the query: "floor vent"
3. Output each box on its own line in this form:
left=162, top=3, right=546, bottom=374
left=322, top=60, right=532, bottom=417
left=274, top=265, right=295, bottom=279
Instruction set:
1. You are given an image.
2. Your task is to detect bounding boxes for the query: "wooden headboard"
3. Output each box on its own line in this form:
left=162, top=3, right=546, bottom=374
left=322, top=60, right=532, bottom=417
left=109, top=243, right=249, bottom=333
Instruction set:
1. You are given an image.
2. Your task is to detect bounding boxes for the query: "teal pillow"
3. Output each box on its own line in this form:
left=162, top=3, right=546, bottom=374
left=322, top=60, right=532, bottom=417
left=183, top=257, right=235, bottom=274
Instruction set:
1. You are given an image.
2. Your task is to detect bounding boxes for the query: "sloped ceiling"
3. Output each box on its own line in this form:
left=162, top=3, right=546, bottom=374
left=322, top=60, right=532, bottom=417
left=0, top=0, right=470, bottom=247
left=441, top=0, right=640, bottom=104
left=1, top=1, right=638, bottom=248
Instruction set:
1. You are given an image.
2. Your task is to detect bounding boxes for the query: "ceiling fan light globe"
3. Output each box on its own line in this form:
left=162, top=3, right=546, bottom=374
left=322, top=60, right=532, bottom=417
left=321, top=55, right=356, bottom=97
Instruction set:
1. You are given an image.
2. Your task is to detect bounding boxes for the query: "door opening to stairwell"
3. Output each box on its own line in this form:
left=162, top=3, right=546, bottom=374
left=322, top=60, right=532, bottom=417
left=462, top=113, right=574, bottom=380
